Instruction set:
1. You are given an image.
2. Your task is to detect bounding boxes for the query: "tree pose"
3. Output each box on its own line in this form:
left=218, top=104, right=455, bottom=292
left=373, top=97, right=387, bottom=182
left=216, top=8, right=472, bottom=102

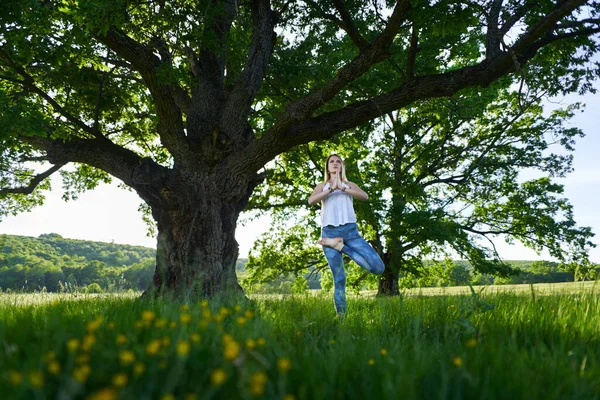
left=308, top=154, right=384, bottom=314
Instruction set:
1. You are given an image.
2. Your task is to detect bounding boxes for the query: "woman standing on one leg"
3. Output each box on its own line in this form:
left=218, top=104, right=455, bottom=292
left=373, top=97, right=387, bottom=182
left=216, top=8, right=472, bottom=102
left=308, top=154, right=385, bottom=315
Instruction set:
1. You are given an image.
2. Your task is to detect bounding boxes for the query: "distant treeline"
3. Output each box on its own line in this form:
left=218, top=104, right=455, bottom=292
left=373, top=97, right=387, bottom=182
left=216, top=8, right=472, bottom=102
left=0, top=233, right=594, bottom=293
left=0, top=233, right=247, bottom=293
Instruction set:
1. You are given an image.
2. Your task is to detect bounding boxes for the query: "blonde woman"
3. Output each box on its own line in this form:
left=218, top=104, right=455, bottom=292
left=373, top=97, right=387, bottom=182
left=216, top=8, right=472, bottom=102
left=308, top=154, right=384, bottom=315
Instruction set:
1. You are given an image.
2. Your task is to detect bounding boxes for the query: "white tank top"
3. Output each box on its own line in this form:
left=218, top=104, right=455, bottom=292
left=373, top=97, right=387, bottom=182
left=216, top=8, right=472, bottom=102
left=321, top=182, right=357, bottom=227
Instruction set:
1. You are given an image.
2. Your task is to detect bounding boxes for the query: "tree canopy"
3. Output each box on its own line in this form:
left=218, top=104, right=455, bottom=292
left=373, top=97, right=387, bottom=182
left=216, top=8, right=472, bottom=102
left=1, top=0, right=599, bottom=297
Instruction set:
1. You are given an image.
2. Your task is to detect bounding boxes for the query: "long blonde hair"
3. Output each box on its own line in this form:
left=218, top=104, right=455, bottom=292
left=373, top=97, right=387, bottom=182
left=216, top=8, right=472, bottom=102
left=322, top=154, right=348, bottom=184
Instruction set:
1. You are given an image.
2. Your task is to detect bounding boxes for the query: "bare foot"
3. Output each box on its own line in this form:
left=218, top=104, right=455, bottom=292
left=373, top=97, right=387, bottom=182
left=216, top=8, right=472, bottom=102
left=318, top=237, right=344, bottom=252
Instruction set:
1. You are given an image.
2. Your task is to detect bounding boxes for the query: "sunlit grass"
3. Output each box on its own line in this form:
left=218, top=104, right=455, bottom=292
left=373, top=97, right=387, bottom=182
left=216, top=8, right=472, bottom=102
left=0, top=287, right=599, bottom=399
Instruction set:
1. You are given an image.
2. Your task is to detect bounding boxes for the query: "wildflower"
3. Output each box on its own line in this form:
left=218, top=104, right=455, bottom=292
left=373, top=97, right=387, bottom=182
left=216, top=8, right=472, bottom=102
left=169, top=321, right=177, bottom=329
left=133, top=362, right=146, bottom=376
left=237, top=317, right=247, bottom=326
left=283, top=395, right=296, bottom=400
left=116, top=334, right=127, bottom=345
left=155, top=318, right=168, bottom=328
left=81, top=335, right=96, bottom=351
left=180, top=313, right=192, bottom=324
left=146, top=339, right=161, bottom=355
left=86, top=316, right=104, bottom=332
left=234, top=304, right=242, bottom=312
left=257, top=338, right=266, bottom=346
left=249, top=371, right=268, bottom=396
left=246, top=339, right=256, bottom=350
left=368, top=359, right=375, bottom=366
left=161, top=337, right=171, bottom=346
left=452, top=356, right=463, bottom=367
left=295, top=330, right=302, bottom=337
left=466, top=338, right=477, bottom=348
left=86, top=387, right=118, bottom=400
left=184, top=394, right=197, bottom=400
left=134, top=321, right=144, bottom=329
left=214, top=314, right=224, bottom=323
left=111, top=373, right=128, bottom=388
left=219, top=307, right=231, bottom=317
left=222, top=333, right=234, bottom=344
left=330, top=339, right=336, bottom=345
left=73, top=365, right=91, bottom=383
left=8, top=370, right=23, bottom=386
left=161, top=394, right=176, bottom=400
left=180, top=304, right=189, bottom=311
left=277, top=357, right=292, bottom=373
left=119, top=350, right=136, bottom=365
left=177, top=340, right=191, bottom=356
left=202, top=309, right=212, bottom=319
left=210, top=368, right=227, bottom=386
left=47, top=361, right=61, bottom=375
left=28, top=370, right=44, bottom=388
left=244, top=310, right=255, bottom=319
left=76, top=354, right=91, bottom=364
left=200, top=300, right=209, bottom=308
left=191, top=333, right=201, bottom=343
left=67, top=338, right=80, bottom=352
left=224, top=341, right=240, bottom=360
left=380, top=348, right=388, bottom=356
left=106, top=322, right=116, bottom=330
left=42, top=351, right=56, bottom=363
left=142, top=310, right=156, bottom=322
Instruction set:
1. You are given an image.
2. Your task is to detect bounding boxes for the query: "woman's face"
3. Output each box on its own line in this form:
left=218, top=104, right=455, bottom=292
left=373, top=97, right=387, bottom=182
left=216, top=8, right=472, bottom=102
left=328, top=156, right=342, bottom=175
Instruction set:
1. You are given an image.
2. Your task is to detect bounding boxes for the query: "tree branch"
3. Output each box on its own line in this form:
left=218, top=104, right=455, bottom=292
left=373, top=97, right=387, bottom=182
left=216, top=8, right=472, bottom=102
left=0, top=164, right=64, bottom=196
left=332, top=0, right=369, bottom=50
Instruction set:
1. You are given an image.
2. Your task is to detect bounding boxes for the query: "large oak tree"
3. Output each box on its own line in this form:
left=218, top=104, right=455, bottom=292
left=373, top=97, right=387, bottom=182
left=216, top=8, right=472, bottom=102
left=1, top=0, right=599, bottom=297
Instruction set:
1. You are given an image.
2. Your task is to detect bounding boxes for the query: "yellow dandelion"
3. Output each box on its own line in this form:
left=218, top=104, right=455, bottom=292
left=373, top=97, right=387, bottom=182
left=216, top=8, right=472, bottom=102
left=106, top=322, right=116, bottom=330
left=219, top=307, right=230, bottom=317
left=452, top=356, right=463, bottom=367
left=257, top=338, right=266, bottom=346
left=111, top=373, right=128, bottom=388
left=191, top=333, right=201, bottom=343
left=199, top=319, right=210, bottom=329
left=67, top=338, right=80, bottom=352
left=180, top=304, right=190, bottom=311
left=161, top=394, right=176, bottom=400
left=283, top=395, right=296, bottom=400
left=73, top=365, right=91, bottom=383
left=119, top=350, right=136, bottom=365
left=180, top=313, right=192, bottom=324
left=81, top=335, right=96, bottom=351
left=244, top=310, right=255, bottom=319
left=234, top=304, right=242, bottom=312
left=28, top=370, right=44, bottom=388
left=214, top=314, right=224, bottom=323
left=116, top=334, right=127, bottom=345
left=161, top=337, right=171, bottom=346
left=47, top=361, right=61, bottom=375
left=177, top=340, right=191, bottom=356
left=76, top=354, right=91, bottom=364
left=466, top=338, right=477, bottom=348
left=146, top=339, right=161, bottom=355
left=368, top=359, right=375, bottom=366
left=169, top=321, right=177, bottom=329
left=236, top=317, right=247, bottom=326
left=295, top=330, right=302, bottom=336
left=224, top=341, right=240, bottom=360
left=245, top=339, right=256, bottom=350
left=134, top=321, right=144, bottom=329
left=8, top=370, right=23, bottom=386
left=210, top=368, right=227, bottom=386
left=184, top=394, right=197, bottom=400
left=86, top=316, right=104, bottom=332
left=42, top=351, right=56, bottom=363
left=133, top=362, right=146, bottom=376
left=201, top=309, right=212, bottom=319
left=380, top=348, right=388, bottom=356
left=330, top=339, right=336, bottom=345
left=200, top=300, right=209, bottom=308
left=222, top=333, right=234, bottom=343
left=85, top=387, right=118, bottom=400
left=249, top=371, right=268, bottom=396
left=141, top=310, right=156, bottom=322
left=277, top=357, right=292, bottom=373
left=155, top=318, right=168, bottom=328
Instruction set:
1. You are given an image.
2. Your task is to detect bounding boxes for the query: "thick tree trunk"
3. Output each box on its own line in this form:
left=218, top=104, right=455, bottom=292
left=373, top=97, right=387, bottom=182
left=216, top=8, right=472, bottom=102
left=377, top=265, right=400, bottom=296
left=142, top=178, right=251, bottom=299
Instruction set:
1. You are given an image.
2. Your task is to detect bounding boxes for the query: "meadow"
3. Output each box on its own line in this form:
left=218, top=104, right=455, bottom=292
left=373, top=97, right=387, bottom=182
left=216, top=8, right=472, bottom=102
left=0, top=283, right=599, bottom=400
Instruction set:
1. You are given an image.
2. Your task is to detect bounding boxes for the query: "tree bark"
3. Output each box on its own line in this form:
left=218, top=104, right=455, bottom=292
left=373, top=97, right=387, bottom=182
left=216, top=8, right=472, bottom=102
left=377, top=263, right=400, bottom=296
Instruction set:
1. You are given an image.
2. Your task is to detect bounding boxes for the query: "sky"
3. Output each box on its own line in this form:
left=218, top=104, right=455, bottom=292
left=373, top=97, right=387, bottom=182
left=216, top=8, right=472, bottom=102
left=1, top=91, right=599, bottom=263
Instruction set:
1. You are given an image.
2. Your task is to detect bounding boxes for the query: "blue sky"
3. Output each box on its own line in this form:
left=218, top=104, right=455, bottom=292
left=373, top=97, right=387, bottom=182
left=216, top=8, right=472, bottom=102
left=1, top=91, right=599, bottom=262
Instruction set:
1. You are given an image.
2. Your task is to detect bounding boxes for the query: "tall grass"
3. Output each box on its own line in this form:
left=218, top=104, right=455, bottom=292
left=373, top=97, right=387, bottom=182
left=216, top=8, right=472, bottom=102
left=0, top=289, right=598, bottom=399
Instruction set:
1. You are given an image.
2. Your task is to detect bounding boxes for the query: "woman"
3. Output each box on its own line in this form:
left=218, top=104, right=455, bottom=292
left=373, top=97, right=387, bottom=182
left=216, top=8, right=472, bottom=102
left=308, top=154, right=385, bottom=315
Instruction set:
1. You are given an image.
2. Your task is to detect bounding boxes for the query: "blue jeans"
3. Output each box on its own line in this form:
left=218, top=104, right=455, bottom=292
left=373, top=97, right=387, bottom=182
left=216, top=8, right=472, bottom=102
left=321, top=223, right=385, bottom=314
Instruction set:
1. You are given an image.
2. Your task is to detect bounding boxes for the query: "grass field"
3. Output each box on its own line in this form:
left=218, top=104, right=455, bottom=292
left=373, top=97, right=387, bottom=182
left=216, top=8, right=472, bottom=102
left=0, top=283, right=598, bottom=399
